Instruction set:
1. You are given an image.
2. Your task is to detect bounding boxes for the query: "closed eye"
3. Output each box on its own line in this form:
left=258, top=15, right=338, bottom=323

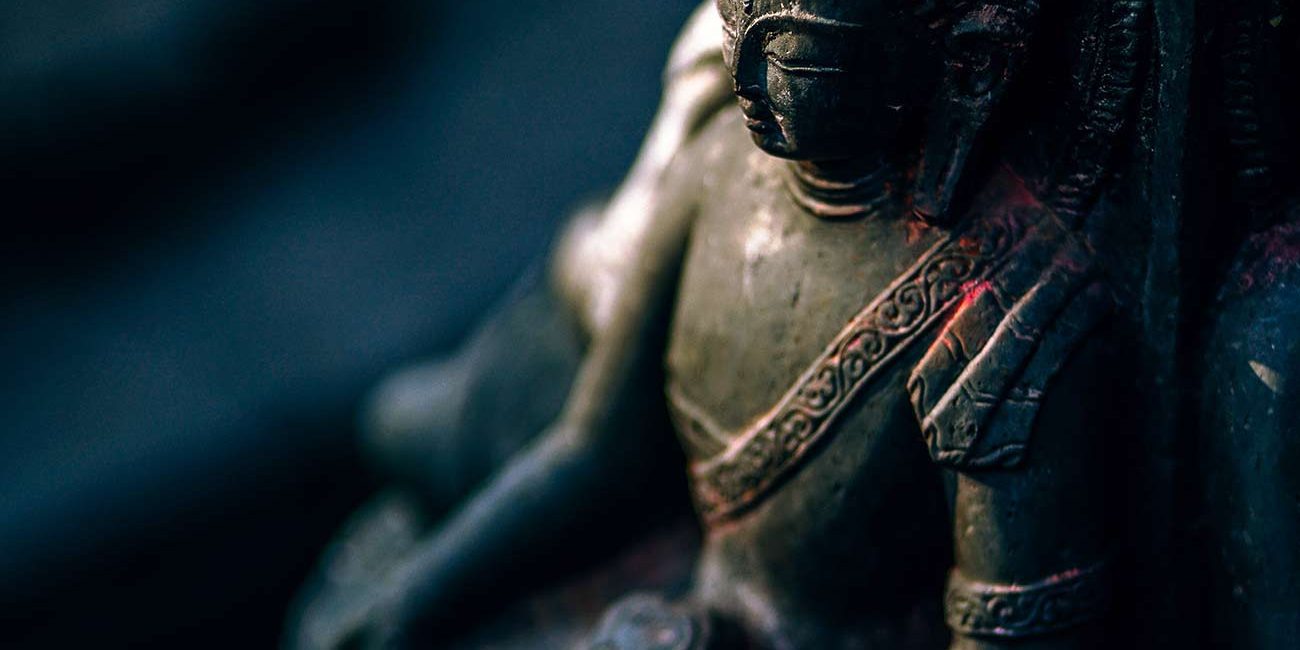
left=765, top=54, right=845, bottom=75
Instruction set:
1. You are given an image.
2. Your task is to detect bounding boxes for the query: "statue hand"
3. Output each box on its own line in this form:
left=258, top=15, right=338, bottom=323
left=287, top=588, right=398, bottom=650
left=283, top=492, right=431, bottom=650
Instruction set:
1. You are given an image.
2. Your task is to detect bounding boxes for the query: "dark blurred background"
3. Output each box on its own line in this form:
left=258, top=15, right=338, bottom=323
left=0, top=0, right=700, bottom=646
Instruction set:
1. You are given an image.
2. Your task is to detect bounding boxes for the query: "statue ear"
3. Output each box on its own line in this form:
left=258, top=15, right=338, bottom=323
left=912, top=3, right=1039, bottom=225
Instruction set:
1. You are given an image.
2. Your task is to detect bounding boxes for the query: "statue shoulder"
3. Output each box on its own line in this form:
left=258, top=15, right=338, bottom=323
left=551, top=1, right=730, bottom=336
left=665, top=1, right=727, bottom=86
left=907, top=197, right=1116, bottom=470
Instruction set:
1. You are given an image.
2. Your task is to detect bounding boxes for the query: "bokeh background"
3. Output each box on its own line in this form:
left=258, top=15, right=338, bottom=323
left=0, top=0, right=701, bottom=646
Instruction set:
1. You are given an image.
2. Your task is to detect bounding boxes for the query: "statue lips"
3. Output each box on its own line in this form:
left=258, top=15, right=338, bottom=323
left=737, top=95, right=779, bottom=135
left=745, top=117, right=778, bottom=135
left=738, top=89, right=774, bottom=132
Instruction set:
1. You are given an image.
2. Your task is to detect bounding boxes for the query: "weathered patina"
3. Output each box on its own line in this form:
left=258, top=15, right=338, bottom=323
left=285, top=0, right=1300, bottom=647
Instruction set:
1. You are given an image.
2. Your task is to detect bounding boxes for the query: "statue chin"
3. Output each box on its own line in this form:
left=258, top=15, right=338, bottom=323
left=747, top=130, right=795, bottom=159
left=746, top=126, right=856, bottom=163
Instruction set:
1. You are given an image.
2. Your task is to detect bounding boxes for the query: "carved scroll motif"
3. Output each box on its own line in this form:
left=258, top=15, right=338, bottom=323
left=684, top=207, right=1035, bottom=522
left=944, top=563, right=1109, bottom=639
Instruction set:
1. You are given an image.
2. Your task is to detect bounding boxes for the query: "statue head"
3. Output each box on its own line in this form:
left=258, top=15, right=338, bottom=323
left=718, top=0, right=1041, bottom=223
left=718, top=0, right=941, bottom=161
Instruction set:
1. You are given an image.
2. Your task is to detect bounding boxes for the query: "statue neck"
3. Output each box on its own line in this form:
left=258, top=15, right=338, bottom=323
left=785, top=157, right=900, bottom=220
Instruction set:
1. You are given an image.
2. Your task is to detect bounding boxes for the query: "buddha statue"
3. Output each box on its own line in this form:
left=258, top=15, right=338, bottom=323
left=290, top=0, right=1160, bottom=647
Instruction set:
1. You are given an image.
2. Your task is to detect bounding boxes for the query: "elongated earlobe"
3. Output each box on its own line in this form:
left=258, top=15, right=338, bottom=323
left=912, top=2, right=1040, bottom=225
left=912, top=80, right=990, bottom=224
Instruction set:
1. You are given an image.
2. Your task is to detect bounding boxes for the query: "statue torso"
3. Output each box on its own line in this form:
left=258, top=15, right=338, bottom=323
left=660, top=105, right=1104, bottom=648
left=665, top=112, right=953, bottom=647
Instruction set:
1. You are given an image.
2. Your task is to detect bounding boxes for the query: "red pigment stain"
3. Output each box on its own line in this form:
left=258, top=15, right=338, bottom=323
left=905, top=216, right=932, bottom=243
left=1235, top=219, right=1300, bottom=294
left=956, top=234, right=983, bottom=252
left=935, top=279, right=992, bottom=332
left=959, top=279, right=993, bottom=307
left=999, top=163, right=1043, bottom=208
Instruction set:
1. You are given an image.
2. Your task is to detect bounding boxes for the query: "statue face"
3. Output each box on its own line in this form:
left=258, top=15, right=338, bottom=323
left=717, top=0, right=943, bottom=161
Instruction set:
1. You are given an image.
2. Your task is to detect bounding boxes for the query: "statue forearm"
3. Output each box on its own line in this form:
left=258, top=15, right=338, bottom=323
left=944, top=333, right=1113, bottom=650
left=383, top=415, right=661, bottom=642
left=382, top=165, right=698, bottom=644
left=946, top=472, right=1108, bottom=650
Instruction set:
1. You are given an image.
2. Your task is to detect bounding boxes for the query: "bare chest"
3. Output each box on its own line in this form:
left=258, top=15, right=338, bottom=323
left=665, top=151, right=937, bottom=458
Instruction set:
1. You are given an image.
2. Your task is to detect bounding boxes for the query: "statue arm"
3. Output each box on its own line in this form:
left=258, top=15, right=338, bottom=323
left=370, top=7, right=726, bottom=633
left=291, top=7, right=725, bottom=646
left=551, top=0, right=728, bottom=336
left=903, top=210, right=1117, bottom=649
left=374, top=144, right=702, bottom=644
left=382, top=202, right=695, bottom=642
left=945, top=331, right=1114, bottom=650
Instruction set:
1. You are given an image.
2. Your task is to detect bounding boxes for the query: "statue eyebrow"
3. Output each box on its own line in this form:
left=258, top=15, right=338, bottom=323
left=744, top=11, right=867, bottom=34
left=731, top=10, right=865, bottom=75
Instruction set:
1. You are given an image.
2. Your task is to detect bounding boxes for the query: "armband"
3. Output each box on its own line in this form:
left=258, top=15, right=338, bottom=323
left=944, top=562, right=1109, bottom=639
